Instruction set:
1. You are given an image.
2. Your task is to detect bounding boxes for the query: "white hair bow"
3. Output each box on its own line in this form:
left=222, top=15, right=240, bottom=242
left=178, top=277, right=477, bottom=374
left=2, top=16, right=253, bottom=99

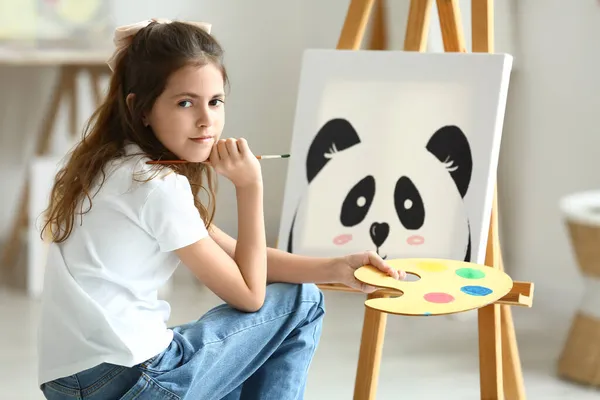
left=106, top=18, right=212, bottom=71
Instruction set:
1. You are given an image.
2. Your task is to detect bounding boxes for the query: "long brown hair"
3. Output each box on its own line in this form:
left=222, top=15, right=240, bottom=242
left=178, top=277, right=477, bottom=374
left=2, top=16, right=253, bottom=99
left=42, top=21, right=228, bottom=243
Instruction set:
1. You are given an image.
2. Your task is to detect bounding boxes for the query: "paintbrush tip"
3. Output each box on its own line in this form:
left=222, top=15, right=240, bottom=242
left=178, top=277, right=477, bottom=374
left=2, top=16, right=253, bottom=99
left=281, top=154, right=290, bottom=158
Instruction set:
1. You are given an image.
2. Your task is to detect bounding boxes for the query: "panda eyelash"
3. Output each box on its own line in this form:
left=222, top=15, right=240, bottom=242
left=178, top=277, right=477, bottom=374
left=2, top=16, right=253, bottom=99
left=324, top=143, right=339, bottom=159
left=322, top=144, right=460, bottom=172
left=443, top=156, right=458, bottom=172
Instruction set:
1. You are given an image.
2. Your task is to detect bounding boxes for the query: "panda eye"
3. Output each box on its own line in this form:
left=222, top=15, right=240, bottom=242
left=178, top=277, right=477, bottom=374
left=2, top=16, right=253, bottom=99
left=340, top=176, right=375, bottom=227
left=394, top=177, right=425, bottom=230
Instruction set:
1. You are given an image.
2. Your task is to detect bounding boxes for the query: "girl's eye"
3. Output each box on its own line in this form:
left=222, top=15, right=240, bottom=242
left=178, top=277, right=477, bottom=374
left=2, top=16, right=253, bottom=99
left=209, top=99, right=224, bottom=107
left=178, top=100, right=193, bottom=108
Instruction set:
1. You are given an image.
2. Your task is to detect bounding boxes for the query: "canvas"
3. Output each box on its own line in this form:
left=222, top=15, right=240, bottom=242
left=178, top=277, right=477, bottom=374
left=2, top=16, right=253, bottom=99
left=277, top=49, right=512, bottom=265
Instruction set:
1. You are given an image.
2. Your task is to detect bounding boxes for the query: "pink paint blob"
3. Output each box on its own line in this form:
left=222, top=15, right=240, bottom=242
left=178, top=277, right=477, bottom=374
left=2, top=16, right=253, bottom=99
left=407, top=235, right=425, bottom=246
left=424, top=292, right=455, bottom=304
left=333, top=234, right=352, bottom=246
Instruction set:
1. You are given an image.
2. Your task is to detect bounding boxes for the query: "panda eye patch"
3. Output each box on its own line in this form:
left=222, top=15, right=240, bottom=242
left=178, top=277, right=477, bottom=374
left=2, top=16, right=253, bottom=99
left=340, top=176, right=375, bottom=227
left=394, top=176, right=425, bottom=230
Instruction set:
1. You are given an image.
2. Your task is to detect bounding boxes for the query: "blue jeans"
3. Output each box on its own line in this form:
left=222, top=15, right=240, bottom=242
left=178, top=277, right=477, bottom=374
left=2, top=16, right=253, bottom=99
left=40, top=283, right=325, bottom=400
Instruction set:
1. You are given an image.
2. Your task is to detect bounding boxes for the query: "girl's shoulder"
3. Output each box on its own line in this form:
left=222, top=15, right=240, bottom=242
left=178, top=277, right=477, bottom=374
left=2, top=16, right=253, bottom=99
left=104, top=143, right=192, bottom=197
left=124, top=143, right=187, bottom=180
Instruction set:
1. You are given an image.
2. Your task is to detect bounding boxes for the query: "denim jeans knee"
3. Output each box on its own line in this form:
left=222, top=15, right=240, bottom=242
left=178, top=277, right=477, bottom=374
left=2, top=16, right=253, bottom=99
left=299, top=283, right=325, bottom=310
left=267, top=282, right=325, bottom=311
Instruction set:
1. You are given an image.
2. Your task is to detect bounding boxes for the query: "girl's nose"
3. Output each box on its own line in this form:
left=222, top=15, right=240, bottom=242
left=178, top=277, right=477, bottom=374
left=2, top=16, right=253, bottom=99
left=196, top=108, right=213, bottom=127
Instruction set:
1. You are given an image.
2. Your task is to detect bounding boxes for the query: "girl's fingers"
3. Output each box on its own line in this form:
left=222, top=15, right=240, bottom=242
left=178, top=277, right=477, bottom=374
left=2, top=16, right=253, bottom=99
left=218, top=139, right=229, bottom=159
left=211, top=137, right=253, bottom=168
left=209, top=141, right=221, bottom=162
left=237, top=138, right=250, bottom=156
left=225, top=138, right=239, bottom=159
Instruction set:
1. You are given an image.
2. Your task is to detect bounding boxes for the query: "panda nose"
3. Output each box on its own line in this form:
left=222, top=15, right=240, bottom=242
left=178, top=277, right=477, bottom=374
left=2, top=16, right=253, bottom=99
left=369, top=222, right=389, bottom=247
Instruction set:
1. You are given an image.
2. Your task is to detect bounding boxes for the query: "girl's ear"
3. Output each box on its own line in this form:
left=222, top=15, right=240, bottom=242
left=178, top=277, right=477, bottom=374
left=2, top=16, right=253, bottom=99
left=125, top=93, right=135, bottom=113
left=126, top=93, right=149, bottom=127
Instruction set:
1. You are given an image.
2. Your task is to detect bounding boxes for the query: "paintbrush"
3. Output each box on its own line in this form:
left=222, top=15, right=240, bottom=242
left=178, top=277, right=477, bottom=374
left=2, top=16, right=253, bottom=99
left=146, top=154, right=290, bottom=165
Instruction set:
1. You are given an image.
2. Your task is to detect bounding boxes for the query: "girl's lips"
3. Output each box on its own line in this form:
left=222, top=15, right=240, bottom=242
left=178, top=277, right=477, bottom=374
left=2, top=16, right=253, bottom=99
left=190, top=137, right=213, bottom=143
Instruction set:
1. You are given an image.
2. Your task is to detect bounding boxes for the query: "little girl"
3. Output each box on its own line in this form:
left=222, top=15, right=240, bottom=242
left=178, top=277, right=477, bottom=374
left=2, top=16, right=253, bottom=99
left=37, top=19, right=403, bottom=400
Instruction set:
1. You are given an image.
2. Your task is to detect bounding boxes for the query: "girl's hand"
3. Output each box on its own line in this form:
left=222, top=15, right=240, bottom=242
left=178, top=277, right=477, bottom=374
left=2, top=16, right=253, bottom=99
left=208, top=138, right=262, bottom=188
left=334, top=251, right=406, bottom=293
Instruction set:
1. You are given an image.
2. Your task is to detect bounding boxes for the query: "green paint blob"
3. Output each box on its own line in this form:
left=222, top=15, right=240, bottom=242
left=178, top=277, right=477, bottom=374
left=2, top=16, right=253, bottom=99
left=455, top=267, right=485, bottom=280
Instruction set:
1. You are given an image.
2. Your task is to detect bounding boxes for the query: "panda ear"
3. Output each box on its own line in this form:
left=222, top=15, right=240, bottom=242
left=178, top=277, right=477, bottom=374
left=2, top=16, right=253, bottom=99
left=306, top=118, right=361, bottom=183
left=426, top=125, right=472, bottom=198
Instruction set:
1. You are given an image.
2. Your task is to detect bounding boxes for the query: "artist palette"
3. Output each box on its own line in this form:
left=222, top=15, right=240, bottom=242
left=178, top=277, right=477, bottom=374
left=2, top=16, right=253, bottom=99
left=354, top=258, right=513, bottom=316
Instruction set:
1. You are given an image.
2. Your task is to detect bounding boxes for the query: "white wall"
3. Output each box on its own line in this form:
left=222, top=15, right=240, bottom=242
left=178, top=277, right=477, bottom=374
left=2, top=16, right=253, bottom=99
left=497, top=0, right=600, bottom=320
left=2, top=0, right=586, bottom=324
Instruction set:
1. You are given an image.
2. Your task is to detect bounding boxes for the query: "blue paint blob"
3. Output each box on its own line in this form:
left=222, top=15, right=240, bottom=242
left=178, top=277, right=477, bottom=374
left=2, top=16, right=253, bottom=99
left=424, top=312, right=431, bottom=316
left=461, top=285, right=493, bottom=296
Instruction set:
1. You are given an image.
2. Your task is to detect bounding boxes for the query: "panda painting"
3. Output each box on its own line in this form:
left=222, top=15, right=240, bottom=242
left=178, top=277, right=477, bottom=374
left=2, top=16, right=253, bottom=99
left=285, top=117, right=473, bottom=263
left=276, top=49, right=512, bottom=267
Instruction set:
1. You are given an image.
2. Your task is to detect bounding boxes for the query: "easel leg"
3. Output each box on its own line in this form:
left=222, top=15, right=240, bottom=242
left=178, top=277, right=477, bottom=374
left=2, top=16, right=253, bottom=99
left=477, top=188, right=505, bottom=399
left=337, top=0, right=376, bottom=50
left=368, top=0, right=388, bottom=50
left=471, top=0, right=527, bottom=397
left=436, top=0, right=466, bottom=52
left=354, top=293, right=388, bottom=400
left=501, top=305, right=526, bottom=399
left=495, top=205, right=526, bottom=398
left=478, top=272, right=526, bottom=400
left=89, top=67, right=105, bottom=106
left=478, top=303, right=504, bottom=399
left=65, top=66, right=79, bottom=139
left=0, top=185, right=30, bottom=285
left=471, top=0, right=494, bottom=53
left=404, top=0, right=433, bottom=51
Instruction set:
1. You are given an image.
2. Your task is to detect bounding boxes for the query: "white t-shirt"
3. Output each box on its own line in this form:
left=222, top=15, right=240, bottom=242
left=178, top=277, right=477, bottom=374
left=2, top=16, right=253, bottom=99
left=37, top=144, right=209, bottom=386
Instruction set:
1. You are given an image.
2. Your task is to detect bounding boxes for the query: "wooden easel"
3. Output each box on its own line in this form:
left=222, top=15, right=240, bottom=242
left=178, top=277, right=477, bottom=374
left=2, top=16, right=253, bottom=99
left=311, top=0, right=535, bottom=399
left=0, top=51, right=110, bottom=288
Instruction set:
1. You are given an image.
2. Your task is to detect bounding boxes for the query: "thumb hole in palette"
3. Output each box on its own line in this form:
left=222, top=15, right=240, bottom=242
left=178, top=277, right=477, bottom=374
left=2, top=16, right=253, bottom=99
left=403, top=272, right=421, bottom=282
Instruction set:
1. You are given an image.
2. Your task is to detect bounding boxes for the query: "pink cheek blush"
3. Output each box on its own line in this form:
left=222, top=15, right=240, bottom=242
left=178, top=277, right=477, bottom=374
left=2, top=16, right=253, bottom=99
left=333, top=234, right=352, bottom=246
left=407, top=235, right=425, bottom=246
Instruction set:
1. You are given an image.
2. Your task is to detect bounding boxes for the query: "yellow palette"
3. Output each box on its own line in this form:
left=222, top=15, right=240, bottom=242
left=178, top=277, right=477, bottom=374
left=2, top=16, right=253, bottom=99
left=354, top=258, right=513, bottom=316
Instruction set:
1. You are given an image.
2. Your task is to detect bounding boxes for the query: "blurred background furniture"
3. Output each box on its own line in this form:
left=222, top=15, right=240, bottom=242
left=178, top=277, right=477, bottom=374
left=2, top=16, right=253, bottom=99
left=559, top=191, right=600, bottom=387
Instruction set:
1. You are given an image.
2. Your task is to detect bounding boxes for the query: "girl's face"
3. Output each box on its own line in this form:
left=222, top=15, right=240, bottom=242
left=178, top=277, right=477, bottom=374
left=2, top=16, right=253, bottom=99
left=145, top=63, right=225, bottom=162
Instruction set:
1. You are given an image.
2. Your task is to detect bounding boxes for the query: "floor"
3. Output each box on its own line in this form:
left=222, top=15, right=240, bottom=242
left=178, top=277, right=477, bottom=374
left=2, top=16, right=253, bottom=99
left=2, top=274, right=599, bottom=399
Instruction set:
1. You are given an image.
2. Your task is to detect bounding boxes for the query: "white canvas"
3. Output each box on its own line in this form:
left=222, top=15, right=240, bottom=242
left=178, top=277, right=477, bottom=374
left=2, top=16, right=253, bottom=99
left=277, top=49, right=512, bottom=265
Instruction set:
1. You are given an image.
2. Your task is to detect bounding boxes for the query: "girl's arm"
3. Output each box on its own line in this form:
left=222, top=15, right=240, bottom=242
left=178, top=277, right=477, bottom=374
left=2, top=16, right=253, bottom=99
left=175, top=184, right=266, bottom=312
left=208, top=224, right=344, bottom=285
left=231, top=182, right=267, bottom=299
left=176, top=138, right=267, bottom=313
